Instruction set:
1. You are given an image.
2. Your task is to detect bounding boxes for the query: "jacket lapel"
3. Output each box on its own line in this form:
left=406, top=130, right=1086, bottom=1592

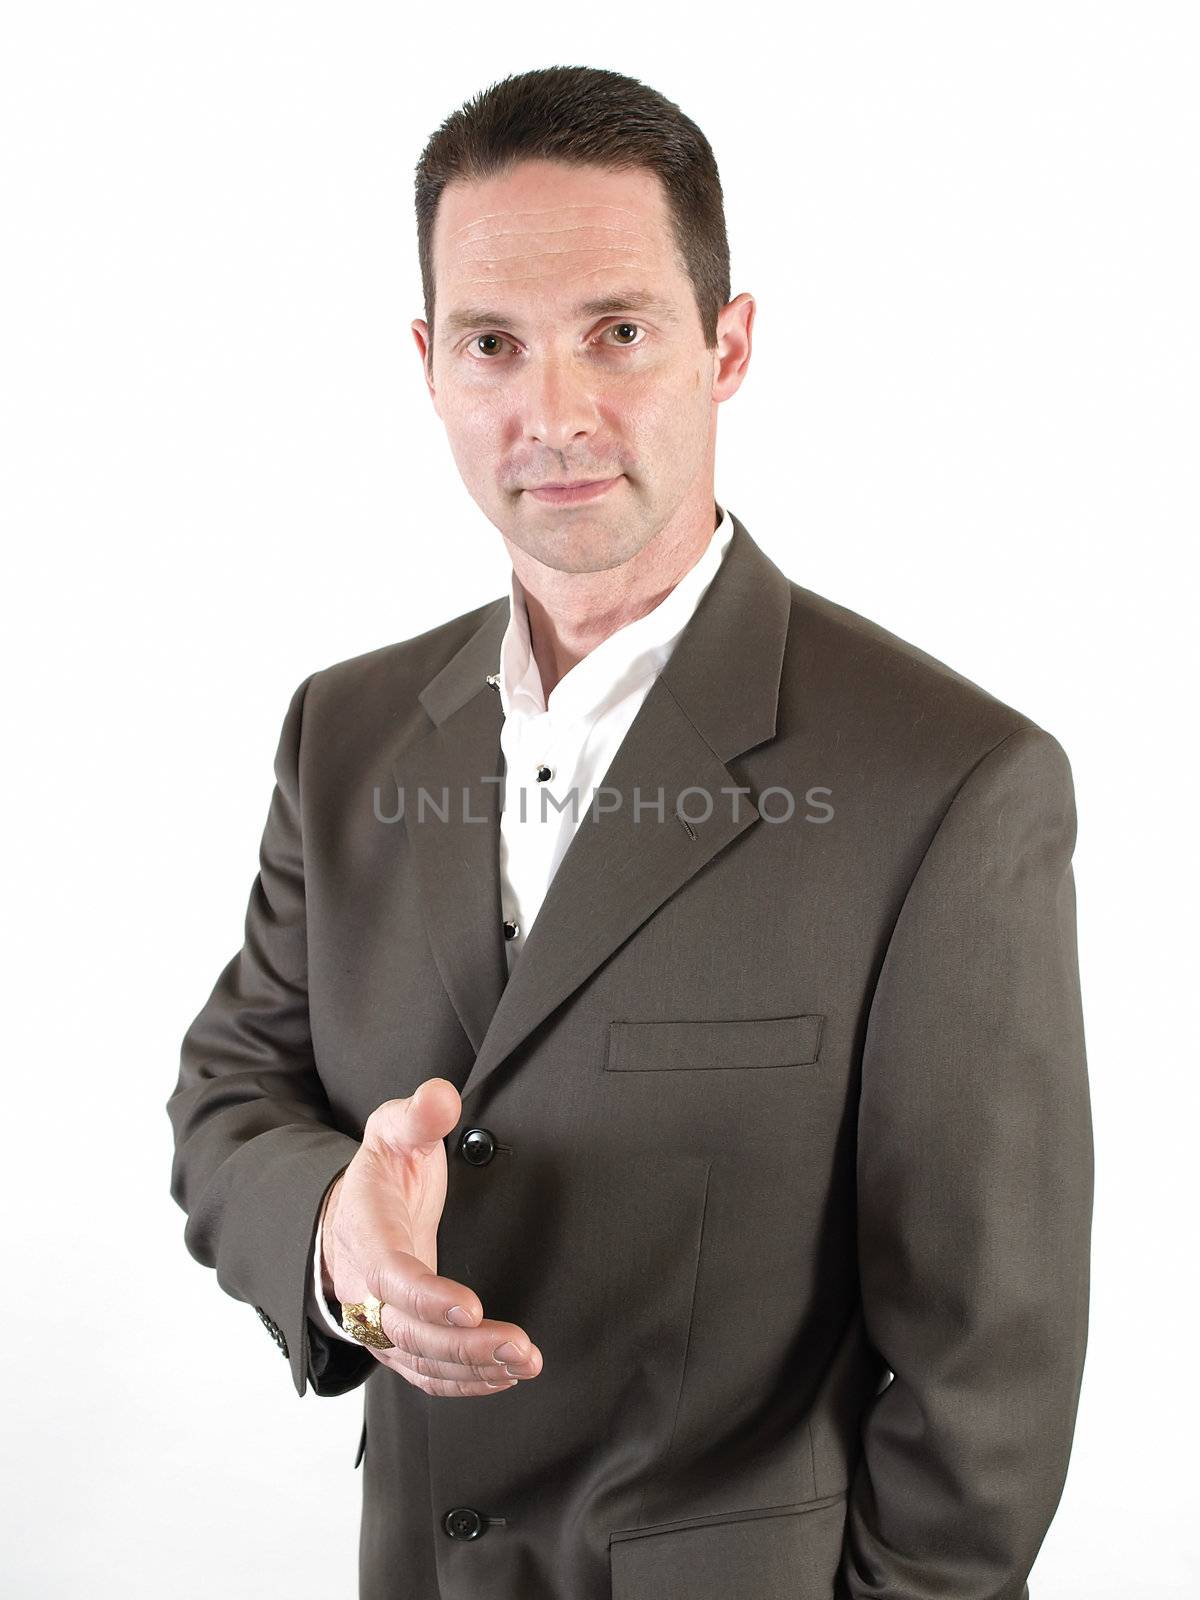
left=390, top=600, right=510, bottom=1058
left=391, top=512, right=793, bottom=1108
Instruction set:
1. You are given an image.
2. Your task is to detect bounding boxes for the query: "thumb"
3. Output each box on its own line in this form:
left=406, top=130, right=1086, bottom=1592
left=368, top=1078, right=462, bottom=1153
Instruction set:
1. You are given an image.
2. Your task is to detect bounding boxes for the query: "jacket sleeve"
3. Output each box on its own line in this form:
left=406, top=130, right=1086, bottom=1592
left=838, top=723, right=1093, bottom=1600
left=166, top=673, right=378, bottom=1399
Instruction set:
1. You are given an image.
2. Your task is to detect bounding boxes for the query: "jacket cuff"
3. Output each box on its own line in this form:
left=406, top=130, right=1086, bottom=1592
left=199, top=1123, right=376, bottom=1397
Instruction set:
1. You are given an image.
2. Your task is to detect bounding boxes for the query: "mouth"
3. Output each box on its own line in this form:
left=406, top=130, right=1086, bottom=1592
left=524, top=476, right=622, bottom=506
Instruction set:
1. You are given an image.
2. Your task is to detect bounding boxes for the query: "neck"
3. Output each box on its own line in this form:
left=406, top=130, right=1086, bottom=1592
left=509, top=499, right=721, bottom=703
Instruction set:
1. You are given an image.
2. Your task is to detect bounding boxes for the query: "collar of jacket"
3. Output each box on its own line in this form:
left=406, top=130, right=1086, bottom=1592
left=390, top=510, right=793, bottom=1110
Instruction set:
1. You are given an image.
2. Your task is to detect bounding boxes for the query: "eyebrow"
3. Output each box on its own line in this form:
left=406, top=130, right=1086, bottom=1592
left=440, top=289, right=681, bottom=339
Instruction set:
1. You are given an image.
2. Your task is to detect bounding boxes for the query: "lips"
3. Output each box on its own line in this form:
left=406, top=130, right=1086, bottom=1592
left=525, top=477, right=621, bottom=505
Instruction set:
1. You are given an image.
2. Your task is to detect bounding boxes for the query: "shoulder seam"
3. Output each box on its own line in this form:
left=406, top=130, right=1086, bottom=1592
left=861, top=717, right=1039, bottom=1033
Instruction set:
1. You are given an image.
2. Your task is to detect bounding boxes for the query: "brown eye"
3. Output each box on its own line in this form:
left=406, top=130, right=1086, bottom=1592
left=609, top=323, right=642, bottom=345
left=475, top=334, right=504, bottom=356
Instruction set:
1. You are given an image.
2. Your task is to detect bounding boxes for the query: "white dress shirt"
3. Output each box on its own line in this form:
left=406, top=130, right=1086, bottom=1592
left=309, top=502, right=736, bottom=1340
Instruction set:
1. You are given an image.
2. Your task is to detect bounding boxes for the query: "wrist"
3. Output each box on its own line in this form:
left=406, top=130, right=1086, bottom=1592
left=320, top=1174, right=344, bottom=1302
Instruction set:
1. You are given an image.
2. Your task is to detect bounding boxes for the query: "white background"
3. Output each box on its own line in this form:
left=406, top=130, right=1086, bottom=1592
left=2, top=4, right=1196, bottom=1596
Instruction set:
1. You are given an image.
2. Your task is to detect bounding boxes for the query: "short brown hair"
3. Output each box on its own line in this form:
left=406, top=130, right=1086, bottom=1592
left=414, top=66, right=731, bottom=370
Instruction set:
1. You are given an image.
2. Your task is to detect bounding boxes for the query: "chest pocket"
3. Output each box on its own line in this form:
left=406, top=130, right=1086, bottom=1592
left=605, top=1014, right=824, bottom=1073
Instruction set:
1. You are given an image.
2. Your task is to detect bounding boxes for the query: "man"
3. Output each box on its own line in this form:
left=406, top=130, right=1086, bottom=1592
left=168, top=65, right=1092, bottom=1600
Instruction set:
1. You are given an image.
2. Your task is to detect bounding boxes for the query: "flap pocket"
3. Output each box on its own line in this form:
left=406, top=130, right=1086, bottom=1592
left=606, top=1014, right=824, bottom=1073
left=610, top=1492, right=846, bottom=1599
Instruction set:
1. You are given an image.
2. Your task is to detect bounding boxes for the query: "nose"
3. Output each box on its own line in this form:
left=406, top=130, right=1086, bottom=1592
left=521, top=349, right=599, bottom=452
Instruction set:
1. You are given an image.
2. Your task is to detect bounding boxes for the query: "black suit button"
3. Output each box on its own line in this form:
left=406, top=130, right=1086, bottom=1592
left=256, top=1306, right=287, bottom=1356
left=459, top=1127, right=497, bottom=1167
left=443, top=1506, right=485, bottom=1540
left=502, top=919, right=519, bottom=940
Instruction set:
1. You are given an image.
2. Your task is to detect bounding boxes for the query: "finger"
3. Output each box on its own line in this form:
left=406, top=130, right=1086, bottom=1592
left=378, top=1307, right=543, bottom=1376
left=365, top=1252, right=483, bottom=1330
left=369, top=1346, right=520, bottom=1396
left=385, top=1336, right=543, bottom=1382
left=386, top=1346, right=524, bottom=1384
left=407, top=1371, right=519, bottom=1398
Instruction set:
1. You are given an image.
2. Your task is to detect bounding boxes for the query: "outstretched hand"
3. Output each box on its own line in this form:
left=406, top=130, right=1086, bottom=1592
left=321, top=1078, right=543, bottom=1397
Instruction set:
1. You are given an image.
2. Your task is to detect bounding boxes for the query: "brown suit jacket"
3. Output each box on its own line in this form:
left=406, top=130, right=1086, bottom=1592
left=168, top=512, right=1092, bottom=1600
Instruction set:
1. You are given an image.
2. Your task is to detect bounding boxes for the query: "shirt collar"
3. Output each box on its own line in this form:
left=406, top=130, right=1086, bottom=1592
left=497, top=502, right=734, bottom=728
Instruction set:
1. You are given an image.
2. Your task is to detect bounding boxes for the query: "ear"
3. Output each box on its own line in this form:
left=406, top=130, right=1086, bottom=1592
left=711, top=293, right=755, bottom=402
left=411, top=320, right=440, bottom=415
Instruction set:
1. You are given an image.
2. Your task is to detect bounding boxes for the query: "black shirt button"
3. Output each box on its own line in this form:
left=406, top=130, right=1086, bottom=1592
left=535, top=763, right=552, bottom=781
left=502, top=918, right=519, bottom=940
left=443, top=1507, right=485, bottom=1540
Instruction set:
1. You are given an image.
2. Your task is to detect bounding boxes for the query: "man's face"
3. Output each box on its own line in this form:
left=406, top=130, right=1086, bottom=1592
left=412, top=159, right=748, bottom=575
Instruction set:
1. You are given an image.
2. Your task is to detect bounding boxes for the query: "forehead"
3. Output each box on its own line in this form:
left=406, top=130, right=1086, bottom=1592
left=432, top=159, right=686, bottom=319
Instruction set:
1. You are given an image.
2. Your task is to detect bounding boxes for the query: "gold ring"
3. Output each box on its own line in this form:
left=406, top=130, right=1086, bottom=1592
left=340, top=1293, right=394, bottom=1349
